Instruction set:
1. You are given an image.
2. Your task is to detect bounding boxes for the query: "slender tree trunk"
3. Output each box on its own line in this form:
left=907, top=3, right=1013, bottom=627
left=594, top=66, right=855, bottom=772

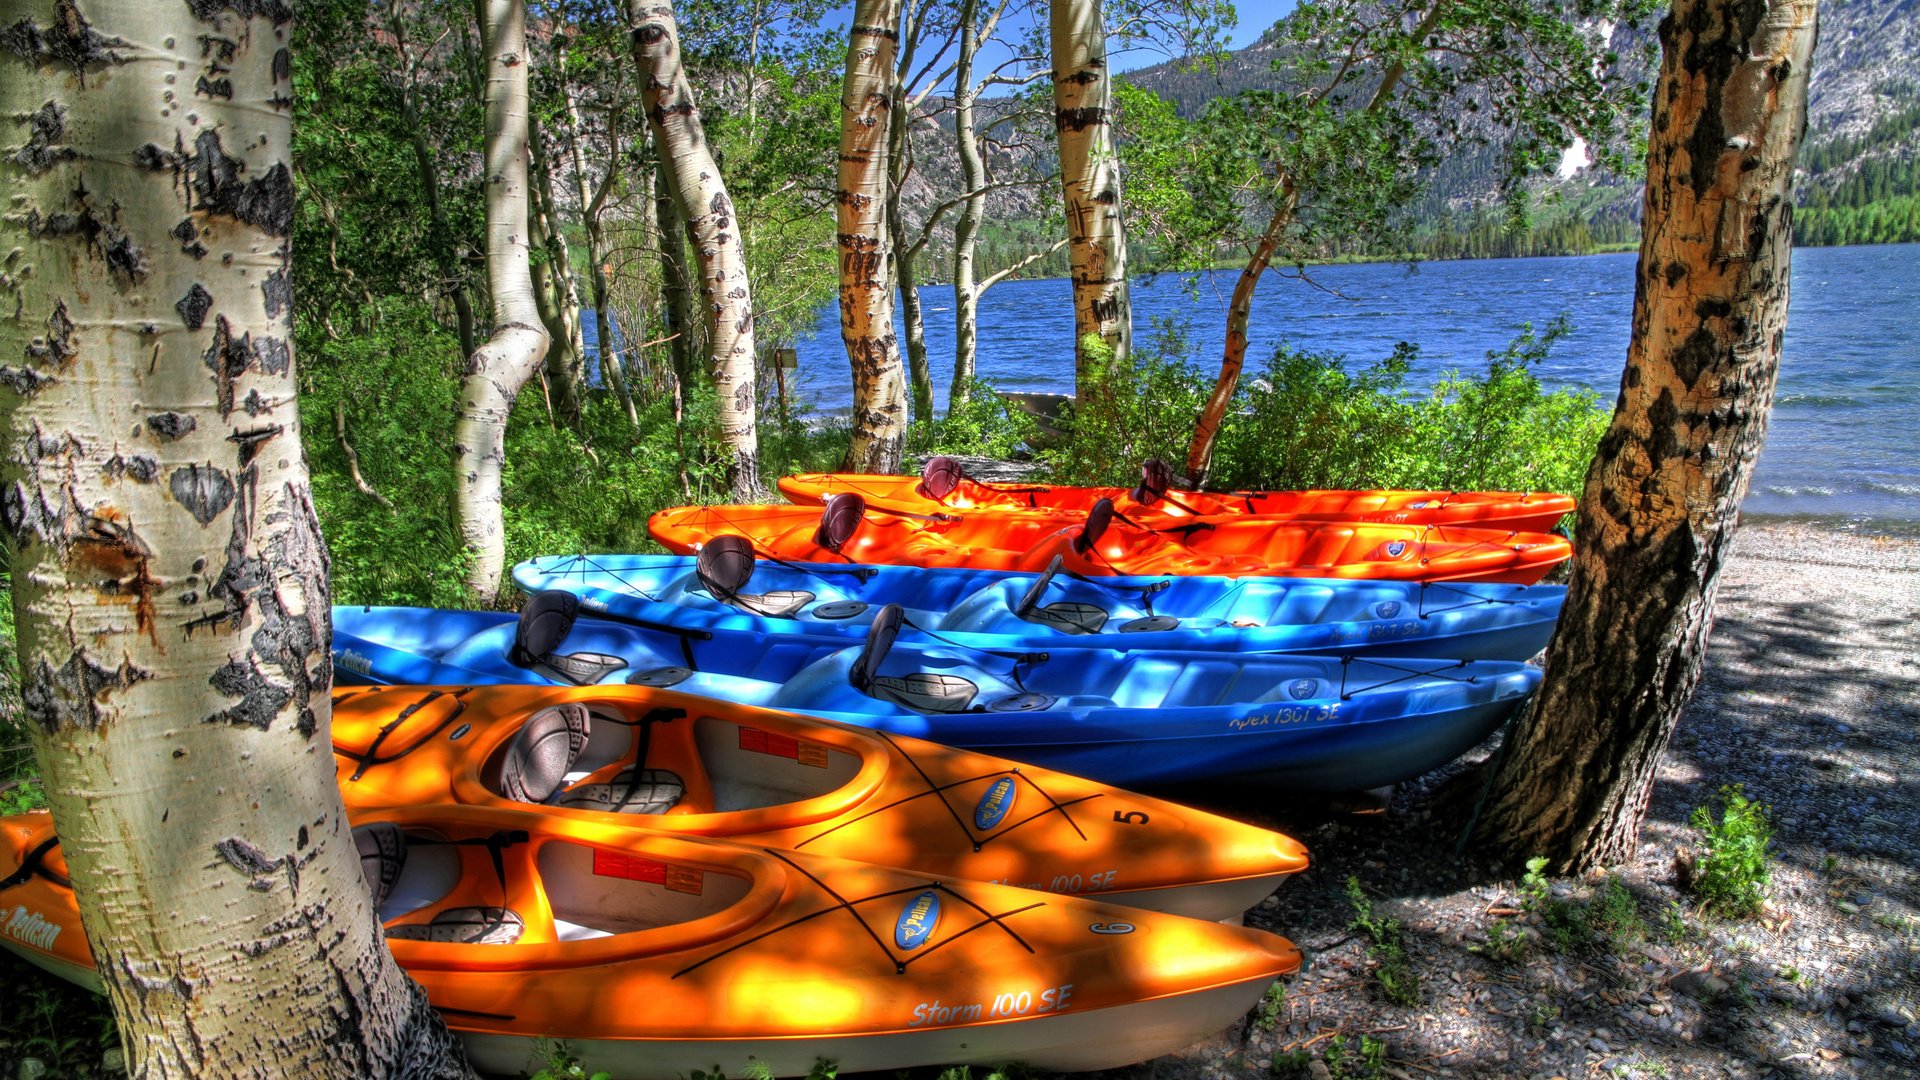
left=560, top=71, right=639, bottom=427
left=628, top=0, right=759, bottom=497
left=950, top=0, right=987, bottom=408
left=887, top=79, right=933, bottom=427
left=1184, top=3, right=1448, bottom=483
left=1050, top=0, right=1129, bottom=384
left=0, top=2, right=470, bottom=1073
left=656, top=172, right=696, bottom=405
left=455, top=0, right=552, bottom=602
left=391, top=0, right=479, bottom=358
left=838, top=0, right=909, bottom=472
left=1185, top=176, right=1295, bottom=483
left=528, top=126, right=586, bottom=425
left=1471, top=0, right=1818, bottom=873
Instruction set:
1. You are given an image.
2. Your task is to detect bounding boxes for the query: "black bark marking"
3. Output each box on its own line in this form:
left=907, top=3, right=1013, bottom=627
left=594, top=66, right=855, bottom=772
left=202, top=315, right=250, bottom=415
left=22, top=649, right=152, bottom=733
left=176, top=283, right=213, bottom=330
left=271, top=46, right=289, bottom=82
left=213, top=835, right=299, bottom=894
left=0, top=365, right=53, bottom=395
left=209, top=657, right=289, bottom=729
left=103, top=453, right=159, bottom=483
left=261, top=268, right=290, bottom=317
left=0, top=0, right=132, bottom=74
left=1671, top=324, right=1720, bottom=389
left=1055, top=107, right=1107, bottom=133
left=168, top=462, right=235, bottom=524
left=21, top=299, right=76, bottom=367
left=146, top=411, right=197, bottom=440
left=10, top=100, right=76, bottom=175
left=242, top=388, right=270, bottom=416
left=184, top=130, right=293, bottom=236
left=132, top=143, right=180, bottom=171
left=170, top=218, right=207, bottom=259
left=185, top=0, right=293, bottom=23
left=227, top=423, right=281, bottom=467
left=101, top=231, right=146, bottom=284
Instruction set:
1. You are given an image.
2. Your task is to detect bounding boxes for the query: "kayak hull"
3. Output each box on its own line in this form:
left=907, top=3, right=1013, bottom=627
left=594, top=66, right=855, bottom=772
left=0, top=807, right=1303, bottom=1078
left=332, top=684, right=1310, bottom=920
left=331, top=606, right=1542, bottom=791
left=779, top=472, right=1576, bottom=534
left=514, top=553, right=1566, bottom=662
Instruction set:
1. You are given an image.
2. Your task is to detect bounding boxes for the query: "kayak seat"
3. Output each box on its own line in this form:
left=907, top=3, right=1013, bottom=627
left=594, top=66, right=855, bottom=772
left=386, top=907, right=526, bottom=945
left=717, top=589, right=815, bottom=619
left=498, top=705, right=594, bottom=804
left=870, top=672, right=980, bottom=714
left=694, top=534, right=816, bottom=617
left=1024, top=601, right=1109, bottom=635
left=500, top=591, right=629, bottom=685
left=355, top=822, right=465, bottom=925
left=555, top=767, right=687, bottom=815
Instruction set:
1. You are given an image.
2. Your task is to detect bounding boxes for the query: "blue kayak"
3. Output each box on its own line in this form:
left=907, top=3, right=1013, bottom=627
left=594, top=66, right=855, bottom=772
left=512, top=546, right=1563, bottom=662
left=332, top=598, right=1541, bottom=790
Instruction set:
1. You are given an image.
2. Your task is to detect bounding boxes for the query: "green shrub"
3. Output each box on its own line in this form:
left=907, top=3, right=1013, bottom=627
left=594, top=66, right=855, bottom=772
left=1518, top=856, right=1646, bottom=954
left=1323, top=1033, right=1388, bottom=1080
left=908, top=377, right=1038, bottom=462
left=1687, top=785, right=1774, bottom=918
left=1345, top=877, right=1420, bottom=1006
left=1043, top=317, right=1607, bottom=507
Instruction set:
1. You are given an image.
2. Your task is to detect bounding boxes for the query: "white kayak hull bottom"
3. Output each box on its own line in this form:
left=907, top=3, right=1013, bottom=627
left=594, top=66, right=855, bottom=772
left=457, top=974, right=1278, bottom=1078
left=1100, top=871, right=1290, bottom=921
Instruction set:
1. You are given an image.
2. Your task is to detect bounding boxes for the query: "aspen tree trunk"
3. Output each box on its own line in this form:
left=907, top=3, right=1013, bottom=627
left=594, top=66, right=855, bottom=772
left=455, top=0, right=551, bottom=602
left=837, top=0, right=909, bottom=472
left=528, top=125, right=586, bottom=424
left=628, top=0, right=759, bottom=497
left=950, top=0, right=987, bottom=409
left=1050, top=0, right=1129, bottom=384
left=886, top=66, right=933, bottom=427
left=0, top=2, right=470, bottom=1073
left=656, top=171, right=697, bottom=405
left=560, top=69, right=639, bottom=427
left=1471, top=0, right=1818, bottom=873
left=391, top=0, right=480, bottom=358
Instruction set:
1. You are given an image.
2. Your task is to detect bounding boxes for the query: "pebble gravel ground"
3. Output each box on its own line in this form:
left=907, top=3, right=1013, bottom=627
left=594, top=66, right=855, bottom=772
left=1108, top=522, right=1920, bottom=1080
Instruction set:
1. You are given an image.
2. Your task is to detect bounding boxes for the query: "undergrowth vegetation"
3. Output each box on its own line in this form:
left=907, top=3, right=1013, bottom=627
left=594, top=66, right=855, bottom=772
left=1048, top=316, right=1605, bottom=498
left=1685, top=785, right=1776, bottom=918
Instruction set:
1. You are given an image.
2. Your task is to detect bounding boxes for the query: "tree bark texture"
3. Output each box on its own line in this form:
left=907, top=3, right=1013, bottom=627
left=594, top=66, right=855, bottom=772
left=837, top=0, right=908, bottom=472
left=560, top=70, right=639, bottom=427
left=1472, top=0, right=1817, bottom=873
left=1050, top=0, right=1129, bottom=383
left=886, top=79, right=932, bottom=427
left=950, top=0, right=987, bottom=409
left=0, top=1, right=470, bottom=1074
left=455, top=0, right=551, bottom=602
left=656, top=176, right=697, bottom=404
left=528, top=123, right=586, bottom=425
left=1185, top=177, right=1295, bottom=484
left=629, top=0, right=759, bottom=497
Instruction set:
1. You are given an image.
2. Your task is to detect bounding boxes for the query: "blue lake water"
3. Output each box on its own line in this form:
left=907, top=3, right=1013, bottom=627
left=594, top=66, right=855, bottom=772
left=774, top=243, right=1920, bottom=533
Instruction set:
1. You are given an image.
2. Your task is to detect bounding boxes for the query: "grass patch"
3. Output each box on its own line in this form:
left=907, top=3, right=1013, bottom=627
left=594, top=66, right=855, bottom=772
left=1345, top=877, right=1420, bottom=1006
left=1322, top=1033, right=1388, bottom=1080
left=1516, top=857, right=1647, bottom=955
left=1685, top=785, right=1774, bottom=918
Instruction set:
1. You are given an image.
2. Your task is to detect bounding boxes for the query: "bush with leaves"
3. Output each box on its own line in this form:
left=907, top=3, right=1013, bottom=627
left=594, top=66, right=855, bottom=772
left=908, top=377, right=1039, bottom=463
left=1686, top=785, right=1775, bottom=918
left=1043, top=323, right=1212, bottom=485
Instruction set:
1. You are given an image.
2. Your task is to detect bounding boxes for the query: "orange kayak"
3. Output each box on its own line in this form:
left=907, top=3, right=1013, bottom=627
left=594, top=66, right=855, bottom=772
left=1, top=806, right=1302, bottom=1077
left=779, top=458, right=1577, bottom=533
left=649, top=496, right=1571, bottom=584
left=332, top=684, right=1309, bottom=920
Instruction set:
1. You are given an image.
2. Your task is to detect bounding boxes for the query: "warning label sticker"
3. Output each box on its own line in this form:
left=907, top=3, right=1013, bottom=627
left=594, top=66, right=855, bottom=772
left=592, top=850, right=703, bottom=894
left=740, top=726, right=829, bottom=768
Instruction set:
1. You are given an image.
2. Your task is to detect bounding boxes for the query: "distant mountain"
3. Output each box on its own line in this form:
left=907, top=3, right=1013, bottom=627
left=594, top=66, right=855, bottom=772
left=1121, top=0, right=1920, bottom=252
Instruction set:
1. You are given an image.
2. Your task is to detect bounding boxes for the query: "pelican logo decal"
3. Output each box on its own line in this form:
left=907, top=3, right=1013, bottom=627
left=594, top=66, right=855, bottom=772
left=975, top=777, right=1018, bottom=831
left=895, top=890, right=941, bottom=950
left=1288, top=679, right=1319, bottom=701
left=334, top=649, right=373, bottom=677
left=3, top=905, right=62, bottom=952
left=1374, top=601, right=1401, bottom=619
left=1385, top=540, right=1408, bottom=559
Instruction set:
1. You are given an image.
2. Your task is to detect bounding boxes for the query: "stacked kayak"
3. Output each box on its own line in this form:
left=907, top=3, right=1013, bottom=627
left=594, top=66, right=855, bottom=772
left=332, top=599, right=1542, bottom=790
left=782, top=456, right=1577, bottom=533
left=649, top=495, right=1572, bottom=583
left=514, top=547, right=1566, bottom=660
left=332, top=683, right=1310, bottom=919
left=0, top=806, right=1302, bottom=1077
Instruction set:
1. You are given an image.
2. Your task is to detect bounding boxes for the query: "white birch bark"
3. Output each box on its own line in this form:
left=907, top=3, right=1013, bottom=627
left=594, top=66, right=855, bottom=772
left=837, top=0, right=909, bottom=472
left=951, top=0, right=988, bottom=408
left=455, top=0, right=551, bottom=601
left=628, top=0, right=759, bottom=497
left=1050, top=0, right=1129, bottom=383
left=0, top=1, right=469, bottom=1073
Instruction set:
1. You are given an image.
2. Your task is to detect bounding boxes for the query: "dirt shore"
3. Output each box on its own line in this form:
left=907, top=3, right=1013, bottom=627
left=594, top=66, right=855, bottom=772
left=2, top=520, right=1916, bottom=1079
left=1159, top=520, right=1920, bottom=1080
